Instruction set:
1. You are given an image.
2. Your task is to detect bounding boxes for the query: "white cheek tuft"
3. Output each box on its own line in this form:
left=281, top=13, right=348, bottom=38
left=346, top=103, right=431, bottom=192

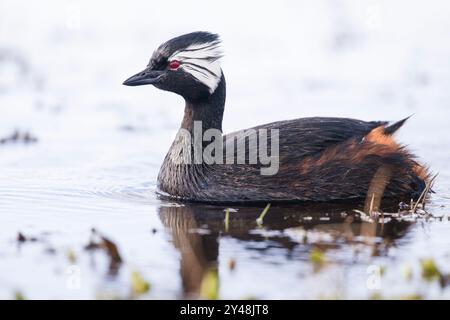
left=169, top=41, right=223, bottom=93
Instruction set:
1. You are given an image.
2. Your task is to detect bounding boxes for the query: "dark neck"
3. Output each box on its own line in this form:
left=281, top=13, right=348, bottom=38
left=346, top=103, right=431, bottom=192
left=181, top=74, right=226, bottom=133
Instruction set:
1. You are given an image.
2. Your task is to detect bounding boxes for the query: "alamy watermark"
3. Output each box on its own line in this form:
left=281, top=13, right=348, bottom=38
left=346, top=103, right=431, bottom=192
left=170, top=121, right=280, bottom=175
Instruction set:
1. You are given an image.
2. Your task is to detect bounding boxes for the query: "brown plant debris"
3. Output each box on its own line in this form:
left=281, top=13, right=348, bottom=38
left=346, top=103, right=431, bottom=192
left=85, top=228, right=123, bottom=273
left=0, top=130, right=38, bottom=145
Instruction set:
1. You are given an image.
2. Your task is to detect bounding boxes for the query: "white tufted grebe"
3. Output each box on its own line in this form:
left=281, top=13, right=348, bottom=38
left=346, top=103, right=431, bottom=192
left=123, top=31, right=430, bottom=204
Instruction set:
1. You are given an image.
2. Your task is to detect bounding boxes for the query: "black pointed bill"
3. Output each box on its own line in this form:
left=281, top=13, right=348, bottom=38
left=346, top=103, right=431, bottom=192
left=122, top=68, right=164, bottom=86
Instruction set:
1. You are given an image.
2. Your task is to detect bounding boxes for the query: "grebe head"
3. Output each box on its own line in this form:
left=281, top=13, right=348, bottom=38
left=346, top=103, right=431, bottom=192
left=123, top=31, right=223, bottom=102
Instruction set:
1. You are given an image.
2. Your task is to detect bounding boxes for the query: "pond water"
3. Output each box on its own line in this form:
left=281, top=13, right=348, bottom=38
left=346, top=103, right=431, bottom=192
left=0, top=0, right=449, bottom=299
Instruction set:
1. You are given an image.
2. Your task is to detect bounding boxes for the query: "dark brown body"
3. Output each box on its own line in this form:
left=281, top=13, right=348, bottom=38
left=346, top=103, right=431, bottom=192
left=157, top=76, right=429, bottom=204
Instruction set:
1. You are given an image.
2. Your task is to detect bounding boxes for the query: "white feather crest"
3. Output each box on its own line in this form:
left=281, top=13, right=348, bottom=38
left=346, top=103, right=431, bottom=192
left=169, top=40, right=223, bottom=93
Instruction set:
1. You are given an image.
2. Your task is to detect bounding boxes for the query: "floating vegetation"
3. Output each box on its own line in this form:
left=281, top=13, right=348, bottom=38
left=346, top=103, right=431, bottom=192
left=412, top=173, right=439, bottom=214
left=398, top=294, right=424, bottom=300
left=5, top=200, right=450, bottom=300
left=369, top=293, right=382, bottom=300
left=14, top=291, right=25, bottom=300
left=200, top=268, right=219, bottom=300
left=370, top=293, right=424, bottom=300
left=319, top=293, right=343, bottom=300
left=224, top=208, right=230, bottom=232
left=85, top=228, right=123, bottom=274
left=420, top=259, right=441, bottom=282
left=310, top=247, right=326, bottom=271
left=130, top=270, right=151, bottom=297
left=0, top=130, right=38, bottom=145
left=256, top=203, right=271, bottom=227
left=17, top=232, right=38, bottom=243
left=379, top=265, right=386, bottom=277
left=347, top=172, right=439, bottom=226
left=67, top=248, right=77, bottom=264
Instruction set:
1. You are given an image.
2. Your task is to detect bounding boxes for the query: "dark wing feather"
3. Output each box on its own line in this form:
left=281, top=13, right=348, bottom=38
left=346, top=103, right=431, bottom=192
left=224, top=117, right=386, bottom=160
left=383, top=116, right=411, bottom=135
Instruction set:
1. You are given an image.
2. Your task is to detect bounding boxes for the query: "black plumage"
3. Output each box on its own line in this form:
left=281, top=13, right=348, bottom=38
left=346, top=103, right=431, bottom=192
left=124, top=32, right=430, bottom=204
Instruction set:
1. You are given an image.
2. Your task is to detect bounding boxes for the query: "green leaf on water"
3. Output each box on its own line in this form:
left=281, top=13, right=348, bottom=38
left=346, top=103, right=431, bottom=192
left=421, top=259, right=441, bottom=281
left=224, top=208, right=230, bottom=232
left=14, top=290, right=25, bottom=300
left=369, top=293, right=382, bottom=300
left=310, top=248, right=326, bottom=270
left=67, top=248, right=77, bottom=264
left=200, top=268, right=219, bottom=300
left=379, top=265, right=385, bottom=277
left=256, top=204, right=271, bottom=227
left=131, top=271, right=151, bottom=296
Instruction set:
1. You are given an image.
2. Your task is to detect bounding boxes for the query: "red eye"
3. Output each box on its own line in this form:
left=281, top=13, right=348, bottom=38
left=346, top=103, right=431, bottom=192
left=169, top=60, right=180, bottom=70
